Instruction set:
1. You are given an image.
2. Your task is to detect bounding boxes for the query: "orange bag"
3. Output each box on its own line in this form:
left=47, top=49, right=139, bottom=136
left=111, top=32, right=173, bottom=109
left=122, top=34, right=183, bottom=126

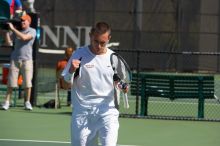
left=17, top=75, right=23, bottom=86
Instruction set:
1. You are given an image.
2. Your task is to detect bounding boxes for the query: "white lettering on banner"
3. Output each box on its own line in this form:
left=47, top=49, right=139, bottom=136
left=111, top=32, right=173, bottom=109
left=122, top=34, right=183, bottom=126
left=41, top=25, right=61, bottom=48
left=84, top=26, right=92, bottom=46
left=40, top=25, right=92, bottom=48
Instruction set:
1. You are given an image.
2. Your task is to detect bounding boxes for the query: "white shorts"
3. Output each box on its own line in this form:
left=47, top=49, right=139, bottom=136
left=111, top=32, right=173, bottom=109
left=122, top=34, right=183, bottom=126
left=71, top=106, right=119, bottom=146
left=8, top=60, right=33, bottom=88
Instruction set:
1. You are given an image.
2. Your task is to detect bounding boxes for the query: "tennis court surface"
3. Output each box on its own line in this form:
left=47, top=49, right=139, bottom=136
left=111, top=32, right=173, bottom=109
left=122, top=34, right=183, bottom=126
left=0, top=106, right=220, bottom=146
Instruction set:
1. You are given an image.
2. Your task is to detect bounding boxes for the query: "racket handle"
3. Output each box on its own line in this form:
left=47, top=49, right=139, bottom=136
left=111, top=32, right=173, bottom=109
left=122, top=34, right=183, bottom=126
left=123, top=93, right=129, bottom=109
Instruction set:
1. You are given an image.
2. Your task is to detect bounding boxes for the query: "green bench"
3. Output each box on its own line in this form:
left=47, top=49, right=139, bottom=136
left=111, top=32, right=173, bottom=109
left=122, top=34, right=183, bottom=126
left=131, top=73, right=215, bottom=118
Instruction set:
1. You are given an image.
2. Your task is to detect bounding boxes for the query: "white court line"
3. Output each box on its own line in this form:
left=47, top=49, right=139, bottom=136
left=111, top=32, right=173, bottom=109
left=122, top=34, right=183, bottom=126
left=0, top=138, right=138, bottom=146
left=0, top=139, right=70, bottom=144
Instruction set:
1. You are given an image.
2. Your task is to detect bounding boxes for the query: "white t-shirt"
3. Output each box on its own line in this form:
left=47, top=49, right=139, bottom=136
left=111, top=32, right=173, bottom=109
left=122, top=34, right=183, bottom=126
left=62, top=46, right=115, bottom=109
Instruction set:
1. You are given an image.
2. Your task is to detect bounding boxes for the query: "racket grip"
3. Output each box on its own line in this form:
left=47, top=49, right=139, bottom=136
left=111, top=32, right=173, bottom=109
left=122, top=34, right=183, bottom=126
left=123, top=93, right=129, bottom=109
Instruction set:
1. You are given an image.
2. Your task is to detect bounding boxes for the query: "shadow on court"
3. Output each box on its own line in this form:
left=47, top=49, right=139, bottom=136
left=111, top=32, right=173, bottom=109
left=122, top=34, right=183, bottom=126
left=0, top=141, right=70, bottom=146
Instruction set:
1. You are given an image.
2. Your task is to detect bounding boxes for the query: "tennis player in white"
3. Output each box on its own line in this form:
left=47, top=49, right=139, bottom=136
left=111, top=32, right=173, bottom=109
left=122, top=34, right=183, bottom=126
left=62, top=22, right=128, bottom=146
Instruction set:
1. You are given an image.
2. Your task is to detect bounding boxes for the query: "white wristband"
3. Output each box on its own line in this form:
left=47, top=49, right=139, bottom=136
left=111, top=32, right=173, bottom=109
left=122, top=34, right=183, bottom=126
left=63, top=72, right=74, bottom=83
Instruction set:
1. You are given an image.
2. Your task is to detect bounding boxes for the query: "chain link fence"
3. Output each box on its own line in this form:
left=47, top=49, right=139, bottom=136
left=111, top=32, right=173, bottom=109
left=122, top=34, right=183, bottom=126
left=34, top=49, right=220, bottom=121
left=119, top=50, right=220, bottom=121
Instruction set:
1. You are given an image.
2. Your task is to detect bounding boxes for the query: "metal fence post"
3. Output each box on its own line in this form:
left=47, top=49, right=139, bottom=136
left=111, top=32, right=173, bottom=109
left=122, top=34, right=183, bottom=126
left=198, top=77, right=204, bottom=118
left=140, top=75, right=146, bottom=116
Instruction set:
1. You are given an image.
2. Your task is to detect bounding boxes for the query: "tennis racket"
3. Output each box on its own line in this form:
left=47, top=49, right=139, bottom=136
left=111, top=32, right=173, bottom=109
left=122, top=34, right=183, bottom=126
left=110, top=52, right=132, bottom=109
